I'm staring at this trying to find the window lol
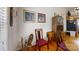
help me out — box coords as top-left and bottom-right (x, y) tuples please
(0, 7), (7, 51)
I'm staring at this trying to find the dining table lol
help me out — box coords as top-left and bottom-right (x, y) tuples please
(63, 35), (79, 51)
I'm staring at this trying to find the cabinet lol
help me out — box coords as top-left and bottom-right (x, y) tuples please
(66, 16), (76, 31)
(52, 16), (63, 32)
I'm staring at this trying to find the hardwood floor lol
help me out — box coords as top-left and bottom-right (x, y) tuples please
(20, 40), (59, 51)
(63, 36), (79, 51)
(20, 35), (79, 51)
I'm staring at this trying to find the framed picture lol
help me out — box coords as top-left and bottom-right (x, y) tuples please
(23, 10), (36, 23)
(38, 13), (46, 23)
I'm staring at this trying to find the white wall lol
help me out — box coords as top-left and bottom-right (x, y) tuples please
(7, 8), (21, 51)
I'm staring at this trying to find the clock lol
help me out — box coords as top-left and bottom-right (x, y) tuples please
(57, 16), (63, 25)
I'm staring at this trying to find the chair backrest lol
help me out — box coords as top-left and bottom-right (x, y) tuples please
(47, 31), (55, 41)
(55, 31), (63, 44)
(28, 34), (33, 45)
(35, 29), (43, 40)
(66, 32), (70, 36)
(21, 37), (23, 48)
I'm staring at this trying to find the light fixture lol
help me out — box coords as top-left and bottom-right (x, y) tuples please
(74, 7), (79, 15)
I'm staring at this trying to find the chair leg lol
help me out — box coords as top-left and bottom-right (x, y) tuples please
(56, 46), (58, 51)
(39, 46), (41, 51)
(36, 45), (41, 51)
(36, 45), (39, 51)
(56, 43), (59, 51)
(47, 43), (49, 50)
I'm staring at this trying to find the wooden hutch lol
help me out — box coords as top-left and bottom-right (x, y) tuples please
(52, 15), (63, 32)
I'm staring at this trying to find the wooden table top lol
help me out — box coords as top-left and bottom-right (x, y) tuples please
(63, 36), (79, 51)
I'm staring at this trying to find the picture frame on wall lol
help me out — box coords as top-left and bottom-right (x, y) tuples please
(38, 13), (46, 23)
(23, 10), (36, 23)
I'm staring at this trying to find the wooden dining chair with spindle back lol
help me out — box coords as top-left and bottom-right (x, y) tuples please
(55, 31), (69, 51)
(35, 29), (49, 51)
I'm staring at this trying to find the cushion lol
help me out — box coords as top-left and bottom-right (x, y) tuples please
(36, 39), (48, 46)
(58, 42), (69, 51)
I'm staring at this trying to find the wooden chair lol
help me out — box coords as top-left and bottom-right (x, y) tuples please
(47, 31), (55, 43)
(55, 32), (69, 51)
(76, 31), (79, 37)
(35, 29), (49, 51)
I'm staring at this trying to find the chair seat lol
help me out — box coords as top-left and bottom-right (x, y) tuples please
(58, 42), (69, 51)
(36, 39), (48, 46)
